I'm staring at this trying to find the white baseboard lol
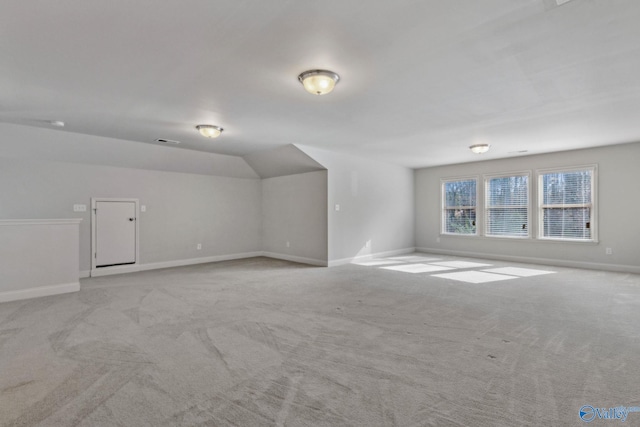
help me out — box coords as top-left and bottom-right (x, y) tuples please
(85, 248), (425, 278)
(74, 244), (640, 282)
(415, 247), (640, 274)
(262, 252), (327, 267)
(89, 251), (264, 277)
(0, 282), (80, 304)
(137, 252), (265, 272)
(328, 247), (416, 267)
(90, 263), (141, 277)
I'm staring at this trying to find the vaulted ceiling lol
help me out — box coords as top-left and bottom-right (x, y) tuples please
(2, 0), (639, 168)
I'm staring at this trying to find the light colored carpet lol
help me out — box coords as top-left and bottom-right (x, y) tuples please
(1, 255), (639, 426)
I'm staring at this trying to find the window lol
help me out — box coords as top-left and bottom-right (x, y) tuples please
(442, 178), (477, 235)
(538, 167), (596, 241)
(485, 174), (529, 237)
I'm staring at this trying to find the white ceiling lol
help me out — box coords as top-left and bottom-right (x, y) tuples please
(2, 0), (640, 169)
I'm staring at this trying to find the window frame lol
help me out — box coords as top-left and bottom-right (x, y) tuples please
(483, 171), (531, 239)
(440, 176), (479, 236)
(536, 165), (598, 243)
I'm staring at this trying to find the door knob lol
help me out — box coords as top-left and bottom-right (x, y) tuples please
(129, 218), (135, 221)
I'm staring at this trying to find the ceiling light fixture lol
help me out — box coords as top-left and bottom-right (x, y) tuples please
(298, 69), (340, 95)
(196, 125), (223, 138)
(469, 144), (490, 154)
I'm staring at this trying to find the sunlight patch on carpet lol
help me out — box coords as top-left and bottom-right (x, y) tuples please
(432, 271), (517, 284)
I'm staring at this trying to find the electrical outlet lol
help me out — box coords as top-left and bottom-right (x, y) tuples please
(335, 204), (340, 211)
(73, 204), (87, 212)
(605, 247), (612, 255)
(140, 205), (146, 212)
(286, 241), (290, 248)
(197, 243), (202, 250)
(365, 240), (371, 248)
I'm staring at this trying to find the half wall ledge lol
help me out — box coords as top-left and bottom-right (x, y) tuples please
(0, 219), (82, 303)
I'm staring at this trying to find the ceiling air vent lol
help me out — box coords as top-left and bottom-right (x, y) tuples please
(155, 138), (181, 144)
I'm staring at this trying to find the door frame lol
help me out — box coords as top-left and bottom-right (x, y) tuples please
(91, 198), (140, 277)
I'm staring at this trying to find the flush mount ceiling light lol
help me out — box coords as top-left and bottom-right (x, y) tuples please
(196, 125), (223, 138)
(298, 69), (340, 95)
(469, 144), (490, 154)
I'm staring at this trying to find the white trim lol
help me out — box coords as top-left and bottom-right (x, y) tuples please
(91, 198), (140, 276)
(0, 219), (82, 226)
(262, 252), (327, 267)
(84, 248), (430, 277)
(437, 232), (598, 245)
(0, 282), (80, 304)
(90, 264), (141, 277)
(79, 270), (91, 279)
(138, 252), (264, 271)
(328, 247), (416, 267)
(415, 247), (640, 274)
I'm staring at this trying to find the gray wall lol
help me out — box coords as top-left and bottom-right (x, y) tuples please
(415, 142), (640, 273)
(298, 146), (415, 264)
(0, 157), (262, 274)
(262, 171), (328, 265)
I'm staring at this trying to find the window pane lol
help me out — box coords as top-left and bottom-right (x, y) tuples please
(486, 175), (528, 237)
(542, 171), (591, 205)
(540, 168), (593, 241)
(487, 176), (528, 207)
(445, 208), (476, 234)
(444, 180), (476, 207)
(487, 208), (528, 236)
(443, 178), (477, 235)
(543, 207), (591, 239)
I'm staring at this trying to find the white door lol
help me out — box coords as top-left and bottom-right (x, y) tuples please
(95, 201), (137, 267)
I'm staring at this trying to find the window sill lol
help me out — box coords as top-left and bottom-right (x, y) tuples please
(536, 237), (599, 245)
(439, 233), (599, 245)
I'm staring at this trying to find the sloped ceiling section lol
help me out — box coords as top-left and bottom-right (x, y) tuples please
(242, 144), (326, 179)
(0, 123), (259, 179)
(3, 1), (640, 169)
